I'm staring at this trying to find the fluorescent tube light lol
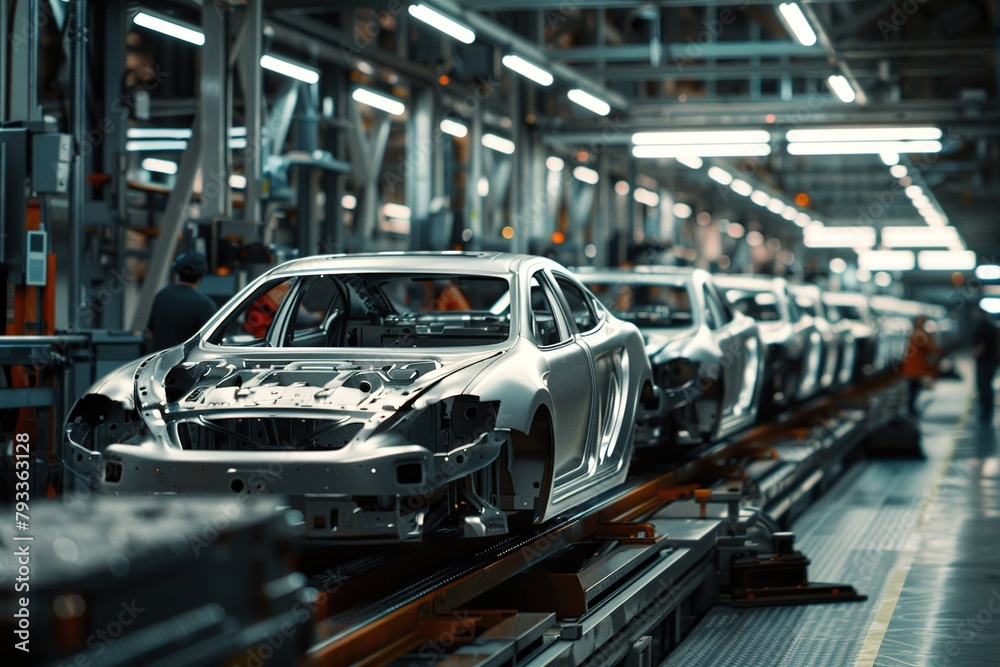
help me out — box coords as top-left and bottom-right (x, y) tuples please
(133, 12), (205, 46)
(546, 156), (565, 172)
(917, 250), (976, 271)
(787, 140), (942, 156)
(856, 249), (915, 271)
(730, 179), (753, 196)
(341, 194), (357, 210)
(794, 212), (811, 227)
(567, 89), (611, 116)
(904, 185), (924, 199)
(829, 258), (848, 274)
(881, 226), (959, 248)
(827, 75), (857, 103)
(127, 127), (193, 140)
(777, 3), (817, 46)
(750, 190), (771, 207)
(501, 54), (553, 86)
(228, 174), (247, 189)
(482, 133), (515, 154)
(352, 87), (405, 115)
(781, 205), (798, 221)
(632, 130), (770, 145)
(672, 202), (693, 218)
(981, 298), (1000, 314)
(407, 4), (475, 44)
(805, 226), (877, 249)
(125, 140), (187, 152)
(675, 156), (704, 169)
(261, 55), (320, 84)
(707, 167), (734, 185)
(786, 127), (943, 142)
(633, 144), (771, 159)
(890, 165), (908, 178)
(140, 158), (178, 175)
(976, 265), (1000, 281)
(633, 187), (660, 207)
(766, 198), (786, 214)
(382, 202), (412, 220)
(440, 119), (468, 138)
(880, 152), (899, 166)
(573, 165), (599, 185)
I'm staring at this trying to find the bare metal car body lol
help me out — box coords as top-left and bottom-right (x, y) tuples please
(579, 267), (764, 445)
(715, 275), (824, 410)
(63, 253), (655, 541)
(789, 284), (856, 389)
(821, 292), (880, 378)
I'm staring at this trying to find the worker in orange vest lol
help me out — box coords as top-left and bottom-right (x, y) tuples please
(900, 316), (940, 416)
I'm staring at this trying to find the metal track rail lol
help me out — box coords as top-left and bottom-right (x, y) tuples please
(305, 375), (908, 666)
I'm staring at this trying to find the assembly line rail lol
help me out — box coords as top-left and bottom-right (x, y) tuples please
(303, 374), (909, 666)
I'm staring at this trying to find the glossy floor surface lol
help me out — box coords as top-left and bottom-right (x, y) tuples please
(664, 360), (1000, 666)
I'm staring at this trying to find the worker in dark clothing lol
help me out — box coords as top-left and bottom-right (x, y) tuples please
(145, 252), (218, 353)
(972, 308), (1000, 423)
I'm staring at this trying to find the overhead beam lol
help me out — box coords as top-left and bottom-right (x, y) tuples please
(574, 63), (989, 82)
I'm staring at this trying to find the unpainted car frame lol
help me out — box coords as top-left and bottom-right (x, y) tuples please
(579, 267), (765, 445)
(63, 253), (657, 541)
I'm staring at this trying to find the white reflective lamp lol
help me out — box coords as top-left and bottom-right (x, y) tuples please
(794, 212), (811, 228)
(981, 297), (1000, 315)
(829, 257), (848, 274)
(750, 190), (771, 207)
(567, 89), (611, 116)
(352, 87), (405, 115)
(261, 55), (320, 84)
(228, 174), (247, 189)
(407, 4), (476, 44)
(501, 54), (553, 86)
(890, 164), (908, 178)
(672, 202), (693, 218)
(633, 187), (660, 207)
(141, 158), (178, 175)
(730, 179), (753, 196)
(827, 75), (857, 103)
(440, 119), (468, 138)
(856, 249), (916, 271)
(382, 202), (412, 220)
(546, 156), (565, 172)
(675, 156), (704, 169)
(781, 205), (798, 221)
(880, 152), (899, 166)
(482, 133), (515, 154)
(133, 12), (205, 45)
(777, 2), (817, 46)
(766, 198), (786, 214)
(707, 167), (734, 185)
(341, 194), (358, 210)
(572, 165), (599, 185)
(975, 265), (1000, 281)
(804, 226), (877, 249)
(788, 140), (942, 155)
(916, 250), (976, 271)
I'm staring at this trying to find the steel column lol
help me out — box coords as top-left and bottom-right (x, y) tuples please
(201, 4), (231, 220)
(67, 0), (87, 330)
(405, 87), (434, 251)
(236, 1), (263, 224)
(295, 85), (320, 256)
(130, 118), (204, 331)
(345, 100), (391, 247)
(465, 107), (484, 251)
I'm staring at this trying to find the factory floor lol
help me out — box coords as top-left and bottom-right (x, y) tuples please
(663, 360), (1000, 667)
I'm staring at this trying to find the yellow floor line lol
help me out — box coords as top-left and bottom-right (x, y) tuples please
(853, 400), (970, 667)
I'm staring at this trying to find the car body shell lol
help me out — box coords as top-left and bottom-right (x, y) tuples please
(62, 252), (654, 541)
(821, 292), (881, 378)
(577, 267), (764, 444)
(715, 275), (824, 409)
(789, 283), (856, 389)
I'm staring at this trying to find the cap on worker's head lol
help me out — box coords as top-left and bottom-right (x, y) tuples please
(173, 252), (208, 281)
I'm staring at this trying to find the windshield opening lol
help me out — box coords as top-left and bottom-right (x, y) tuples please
(209, 273), (512, 348)
(724, 289), (782, 322)
(585, 281), (693, 327)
